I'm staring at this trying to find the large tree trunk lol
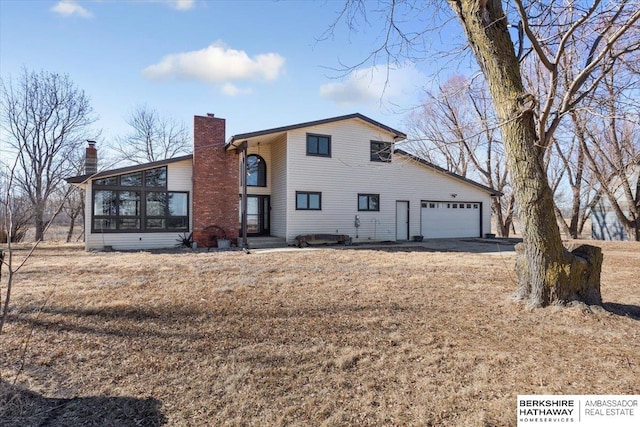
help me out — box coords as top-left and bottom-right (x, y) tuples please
(448, 0), (602, 307)
(493, 196), (513, 238)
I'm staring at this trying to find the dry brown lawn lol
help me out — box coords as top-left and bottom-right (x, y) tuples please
(1, 241), (639, 426)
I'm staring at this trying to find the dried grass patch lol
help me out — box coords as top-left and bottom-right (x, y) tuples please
(1, 241), (639, 426)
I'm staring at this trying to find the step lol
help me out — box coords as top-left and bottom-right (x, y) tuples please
(240, 237), (289, 249)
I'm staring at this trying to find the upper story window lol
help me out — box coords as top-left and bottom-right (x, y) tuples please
(120, 171), (143, 187)
(94, 166), (167, 189)
(307, 133), (331, 157)
(145, 167), (167, 187)
(370, 141), (392, 162)
(94, 176), (117, 186)
(246, 154), (266, 187)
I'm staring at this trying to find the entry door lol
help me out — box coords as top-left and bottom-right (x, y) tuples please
(396, 201), (409, 241)
(246, 195), (270, 236)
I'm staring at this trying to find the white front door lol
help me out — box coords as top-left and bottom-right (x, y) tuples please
(396, 201), (409, 241)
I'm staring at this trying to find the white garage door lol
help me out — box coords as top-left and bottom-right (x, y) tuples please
(421, 201), (481, 238)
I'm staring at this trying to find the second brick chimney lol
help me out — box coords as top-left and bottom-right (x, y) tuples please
(85, 140), (97, 175)
(192, 114), (239, 246)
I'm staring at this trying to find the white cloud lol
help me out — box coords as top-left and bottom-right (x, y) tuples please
(220, 83), (253, 96)
(146, 0), (195, 10)
(319, 64), (424, 108)
(142, 41), (286, 85)
(51, 0), (93, 18)
(171, 0), (195, 10)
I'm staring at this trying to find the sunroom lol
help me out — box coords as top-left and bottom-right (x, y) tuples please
(67, 155), (193, 250)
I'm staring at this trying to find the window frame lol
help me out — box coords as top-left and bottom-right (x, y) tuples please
(306, 133), (332, 157)
(370, 140), (393, 162)
(91, 166), (189, 233)
(358, 193), (380, 212)
(246, 154), (267, 187)
(295, 191), (322, 211)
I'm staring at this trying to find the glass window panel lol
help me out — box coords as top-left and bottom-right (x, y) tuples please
(309, 193), (320, 209)
(297, 193), (308, 209)
(118, 218), (140, 230)
(94, 190), (117, 216)
(146, 218), (166, 229)
(318, 137), (329, 155)
(93, 218), (116, 230)
(358, 194), (379, 211)
(246, 156), (258, 186)
(358, 195), (368, 210)
(167, 218), (188, 230)
(369, 196), (379, 211)
(307, 136), (317, 154)
(307, 135), (330, 156)
(168, 193), (187, 216)
(119, 191), (140, 216)
(371, 141), (392, 162)
(145, 167), (167, 187)
(94, 177), (117, 186)
(120, 172), (142, 187)
(246, 155), (266, 187)
(246, 196), (259, 216)
(146, 192), (166, 216)
(246, 214), (259, 233)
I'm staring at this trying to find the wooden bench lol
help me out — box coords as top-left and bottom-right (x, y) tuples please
(294, 234), (352, 248)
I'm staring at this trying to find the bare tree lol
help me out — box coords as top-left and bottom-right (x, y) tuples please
(549, 115), (604, 239)
(0, 167), (30, 243)
(0, 165), (70, 336)
(62, 188), (84, 243)
(406, 76), (516, 237)
(331, 0), (640, 307)
(114, 105), (190, 164)
(0, 69), (97, 241)
(582, 69), (640, 240)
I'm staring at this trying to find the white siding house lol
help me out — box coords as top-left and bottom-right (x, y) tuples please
(228, 114), (498, 245)
(68, 113), (499, 250)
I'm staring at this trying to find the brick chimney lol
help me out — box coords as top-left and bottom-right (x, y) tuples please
(85, 140), (97, 175)
(192, 114), (239, 247)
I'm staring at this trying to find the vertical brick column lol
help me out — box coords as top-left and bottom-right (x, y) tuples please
(192, 114), (239, 246)
(85, 141), (97, 174)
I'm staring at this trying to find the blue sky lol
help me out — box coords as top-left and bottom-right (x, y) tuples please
(0, 0), (471, 149)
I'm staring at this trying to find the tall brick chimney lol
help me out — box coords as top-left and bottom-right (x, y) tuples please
(192, 114), (239, 246)
(85, 140), (97, 175)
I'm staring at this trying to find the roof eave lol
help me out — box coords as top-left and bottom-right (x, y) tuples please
(227, 113), (406, 146)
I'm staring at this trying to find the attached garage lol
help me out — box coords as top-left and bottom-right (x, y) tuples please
(421, 201), (482, 238)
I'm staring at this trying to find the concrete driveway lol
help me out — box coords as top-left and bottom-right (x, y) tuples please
(348, 237), (520, 254)
(253, 237), (520, 254)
